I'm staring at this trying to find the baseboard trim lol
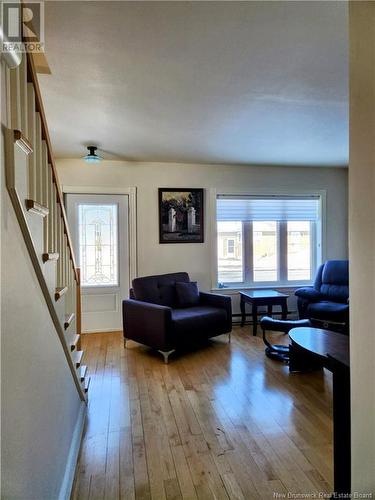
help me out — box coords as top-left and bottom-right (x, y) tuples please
(82, 328), (123, 334)
(58, 402), (86, 500)
(232, 312), (298, 325)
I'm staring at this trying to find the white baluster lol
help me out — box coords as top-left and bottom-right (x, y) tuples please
(56, 205), (63, 287)
(53, 186), (58, 253)
(62, 227), (66, 288)
(72, 269), (77, 322)
(35, 113), (42, 204)
(4, 67), (12, 127)
(19, 55), (28, 138)
(47, 168), (54, 253)
(65, 245), (70, 314)
(9, 66), (21, 130)
(42, 142), (49, 252)
(27, 83), (36, 200)
(65, 236), (69, 300)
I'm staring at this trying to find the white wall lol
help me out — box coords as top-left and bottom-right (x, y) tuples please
(1, 60), (84, 499)
(349, 2), (375, 493)
(57, 159), (348, 315)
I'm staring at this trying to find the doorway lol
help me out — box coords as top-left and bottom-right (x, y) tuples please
(66, 193), (129, 332)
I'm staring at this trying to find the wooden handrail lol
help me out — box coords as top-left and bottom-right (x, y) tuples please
(26, 53), (78, 282)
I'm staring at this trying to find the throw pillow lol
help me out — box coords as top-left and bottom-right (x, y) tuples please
(175, 281), (200, 308)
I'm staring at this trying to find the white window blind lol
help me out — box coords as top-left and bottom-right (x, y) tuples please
(217, 195), (320, 221)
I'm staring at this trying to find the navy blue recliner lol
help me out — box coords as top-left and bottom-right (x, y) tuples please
(295, 260), (349, 334)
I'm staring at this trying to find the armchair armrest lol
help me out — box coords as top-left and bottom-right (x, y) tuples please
(199, 292), (232, 328)
(122, 299), (172, 351)
(200, 291), (231, 308)
(295, 287), (323, 302)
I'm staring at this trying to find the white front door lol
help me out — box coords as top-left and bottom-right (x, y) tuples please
(66, 194), (129, 333)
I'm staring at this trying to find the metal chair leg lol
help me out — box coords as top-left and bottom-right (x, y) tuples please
(228, 331), (232, 343)
(158, 349), (176, 364)
(124, 338), (127, 349)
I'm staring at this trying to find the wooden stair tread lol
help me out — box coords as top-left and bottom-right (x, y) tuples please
(73, 350), (84, 368)
(25, 199), (49, 217)
(70, 334), (80, 351)
(64, 312), (75, 330)
(84, 377), (90, 393)
(80, 365), (87, 382)
(42, 252), (59, 263)
(55, 286), (68, 301)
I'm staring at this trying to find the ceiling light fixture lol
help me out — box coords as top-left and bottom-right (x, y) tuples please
(83, 146), (102, 164)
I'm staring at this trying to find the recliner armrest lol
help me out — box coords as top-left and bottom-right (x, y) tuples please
(122, 299), (172, 351)
(295, 287), (322, 302)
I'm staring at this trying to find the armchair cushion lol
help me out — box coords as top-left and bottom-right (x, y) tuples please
(171, 306), (227, 336)
(308, 301), (349, 323)
(176, 281), (200, 307)
(132, 272), (189, 306)
(322, 260), (348, 285)
(319, 284), (349, 304)
(158, 285), (178, 308)
(320, 260), (349, 303)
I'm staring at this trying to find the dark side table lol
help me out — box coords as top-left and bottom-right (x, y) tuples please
(240, 290), (289, 336)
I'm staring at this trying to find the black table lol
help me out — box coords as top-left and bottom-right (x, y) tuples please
(240, 290), (289, 336)
(289, 327), (350, 496)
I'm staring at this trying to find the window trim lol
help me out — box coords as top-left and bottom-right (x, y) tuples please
(210, 188), (326, 290)
(63, 185), (138, 287)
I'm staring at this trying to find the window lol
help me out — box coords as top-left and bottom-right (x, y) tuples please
(216, 195), (321, 287)
(78, 204), (118, 287)
(227, 239), (235, 255)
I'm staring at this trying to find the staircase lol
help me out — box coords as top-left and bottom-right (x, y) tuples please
(4, 53), (88, 402)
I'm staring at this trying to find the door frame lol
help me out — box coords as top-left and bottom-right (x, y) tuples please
(63, 185), (137, 286)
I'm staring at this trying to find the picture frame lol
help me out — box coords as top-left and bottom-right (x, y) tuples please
(158, 188), (204, 243)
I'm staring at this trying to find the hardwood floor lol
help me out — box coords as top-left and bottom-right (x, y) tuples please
(71, 327), (333, 499)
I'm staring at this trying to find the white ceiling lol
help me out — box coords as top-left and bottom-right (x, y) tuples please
(39, 1), (348, 166)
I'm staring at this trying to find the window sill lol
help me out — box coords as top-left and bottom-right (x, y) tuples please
(81, 284), (120, 290)
(211, 283), (312, 294)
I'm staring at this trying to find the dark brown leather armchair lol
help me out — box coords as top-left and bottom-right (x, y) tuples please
(122, 272), (232, 363)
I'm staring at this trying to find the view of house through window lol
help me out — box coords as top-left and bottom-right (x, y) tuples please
(217, 195), (320, 287)
(217, 221), (243, 283)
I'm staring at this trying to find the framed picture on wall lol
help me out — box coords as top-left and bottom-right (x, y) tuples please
(159, 188), (204, 243)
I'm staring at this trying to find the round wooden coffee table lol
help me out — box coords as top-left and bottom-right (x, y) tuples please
(289, 327), (349, 372)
